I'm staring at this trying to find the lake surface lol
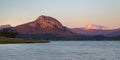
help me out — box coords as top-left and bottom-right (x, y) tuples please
(0, 41), (120, 60)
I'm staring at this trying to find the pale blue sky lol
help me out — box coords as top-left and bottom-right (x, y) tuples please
(0, 0), (120, 28)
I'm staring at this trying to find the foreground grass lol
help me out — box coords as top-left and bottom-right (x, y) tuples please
(0, 37), (49, 44)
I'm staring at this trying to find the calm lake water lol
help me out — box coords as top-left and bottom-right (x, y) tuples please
(0, 41), (120, 60)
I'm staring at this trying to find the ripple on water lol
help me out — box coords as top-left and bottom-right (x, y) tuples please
(0, 41), (120, 60)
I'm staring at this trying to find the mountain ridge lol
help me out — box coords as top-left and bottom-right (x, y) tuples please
(70, 27), (120, 37)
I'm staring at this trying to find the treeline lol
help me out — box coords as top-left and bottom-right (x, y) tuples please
(17, 34), (120, 40)
(1, 28), (119, 40)
(0, 28), (18, 38)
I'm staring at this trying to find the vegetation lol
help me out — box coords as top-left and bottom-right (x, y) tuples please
(0, 28), (49, 44)
(0, 28), (17, 38)
(0, 37), (49, 44)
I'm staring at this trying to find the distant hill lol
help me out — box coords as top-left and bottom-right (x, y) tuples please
(105, 28), (120, 37)
(70, 26), (120, 37)
(0, 24), (12, 30)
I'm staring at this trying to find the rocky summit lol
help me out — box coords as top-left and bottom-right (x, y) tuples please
(14, 15), (74, 36)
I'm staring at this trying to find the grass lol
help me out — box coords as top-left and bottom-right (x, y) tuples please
(0, 37), (49, 44)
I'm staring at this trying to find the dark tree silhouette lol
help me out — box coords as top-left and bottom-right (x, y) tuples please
(0, 28), (18, 38)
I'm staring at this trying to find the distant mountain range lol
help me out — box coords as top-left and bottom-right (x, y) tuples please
(0, 15), (120, 40)
(70, 26), (120, 37)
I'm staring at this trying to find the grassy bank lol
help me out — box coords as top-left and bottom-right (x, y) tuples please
(0, 37), (49, 44)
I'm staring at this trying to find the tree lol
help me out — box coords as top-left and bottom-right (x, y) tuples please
(0, 28), (18, 38)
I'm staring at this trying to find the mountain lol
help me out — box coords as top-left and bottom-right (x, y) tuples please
(0, 24), (12, 30)
(14, 15), (75, 39)
(70, 25), (120, 37)
(105, 28), (120, 37)
(84, 24), (108, 30)
(1, 16), (120, 40)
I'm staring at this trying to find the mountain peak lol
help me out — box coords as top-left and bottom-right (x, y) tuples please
(36, 15), (46, 21)
(34, 15), (63, 29)
(84, 24), (108, 30)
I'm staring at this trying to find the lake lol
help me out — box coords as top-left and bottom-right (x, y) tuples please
(0, 41), (120, 60)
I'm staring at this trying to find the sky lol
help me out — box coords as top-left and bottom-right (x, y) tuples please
(0, 0), (120, 29)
